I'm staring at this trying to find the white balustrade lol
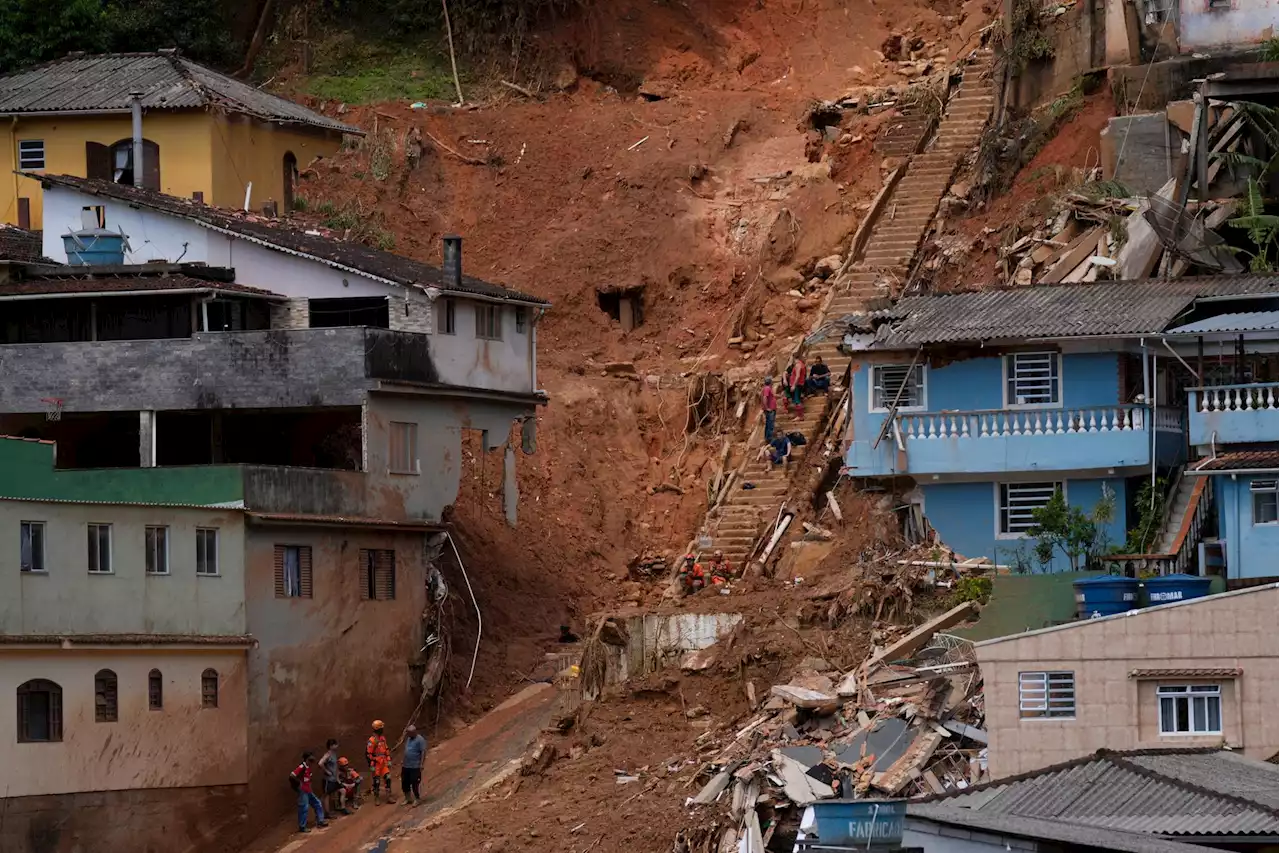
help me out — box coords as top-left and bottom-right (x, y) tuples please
(898, 405), (1151, 440)
(1196, 383), (1280, 413)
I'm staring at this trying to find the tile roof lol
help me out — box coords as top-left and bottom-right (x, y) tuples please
(36, 174), (550, 305)
(908, 805), (1225, 852)
(921, 748), (1279, 838)
(871, 276), (1279, 347)
(0, 225), (48, 262)
(0, 273), (280, 298)
(1129, 667), (1243, 680)
(0, 633), (255, 646)
(1166, 310), (1279, 335)
(0, 52), (360, 135)
(1193, 450), (1279, 472)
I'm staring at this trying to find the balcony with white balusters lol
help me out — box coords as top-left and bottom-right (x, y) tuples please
(1188, 383), (1280, 448)
(846, 403), (1186, 477)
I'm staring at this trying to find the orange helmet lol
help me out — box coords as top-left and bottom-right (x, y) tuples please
(338, 757), (349, 766)
(372, 719), (385, 730)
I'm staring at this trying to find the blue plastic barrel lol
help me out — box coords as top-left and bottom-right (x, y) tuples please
(1073, 575), (1140, 619)
(63, 229), (125, 265)
(1144, 574), (1213, 607)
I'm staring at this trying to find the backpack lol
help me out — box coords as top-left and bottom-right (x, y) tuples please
(787, 432), (807, 445)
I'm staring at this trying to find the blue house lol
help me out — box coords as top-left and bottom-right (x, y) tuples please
(841, 275), (1277, 580)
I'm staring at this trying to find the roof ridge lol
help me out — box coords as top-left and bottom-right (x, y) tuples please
(1110, 753), (1280, 816)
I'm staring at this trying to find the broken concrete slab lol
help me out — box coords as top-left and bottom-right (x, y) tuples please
(681, 646), (718, 672)
(834, 717), (913, 772)
(1101, 113), (1176, 195)
(835, 670), (861, 699)
(693, 767), (734, 804)
(771, 684), (838, 709)
(866, 601), (978, 669)
(942, 720), (989, 744)
(779, 746), (824, 768)
(771, 749), (835, 806)
(1116, 178), (1175, 280)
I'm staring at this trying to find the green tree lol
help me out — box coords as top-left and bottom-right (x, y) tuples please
(0, 0), (106, 73)
(1028, 487), (1115, 572)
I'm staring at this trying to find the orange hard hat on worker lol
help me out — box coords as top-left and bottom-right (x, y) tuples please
(338, 756), (349, 766)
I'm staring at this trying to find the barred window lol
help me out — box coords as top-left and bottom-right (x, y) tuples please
(1019, 671), (1075, 719)
(999, 482), (1062, 535)
(94, 669), (118, 722)
(1006, 352), (1061, 406)
(871, 364), (925, 410)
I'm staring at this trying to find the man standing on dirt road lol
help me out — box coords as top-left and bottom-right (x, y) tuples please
(401, 725), (428, 805)
(290, 751), (329, 833)
(367, 720), (397, 805)
(762, 377), (777, 442)
(321, 738), (347, 816)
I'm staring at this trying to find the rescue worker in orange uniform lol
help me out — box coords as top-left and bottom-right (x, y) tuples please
(338, 757), (362, 810)
(366, 720), (397, 804)
(707, 550), (733, 585)
(677, 554), (705, 596)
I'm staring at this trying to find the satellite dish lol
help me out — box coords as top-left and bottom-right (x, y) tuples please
(1143, 195), (1244, 273)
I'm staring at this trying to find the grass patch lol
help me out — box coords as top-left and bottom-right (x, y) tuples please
(304, 36), (461, 105)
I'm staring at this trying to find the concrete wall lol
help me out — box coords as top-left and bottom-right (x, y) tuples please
(39, 184), (537, 395)
(1215, 475), (1280, 581)
(920, 478), (1128, 571)
(977, 585), (1279, 777)
(1009, 0), (1105, 109)
(598, 612), (743, 687)
(1188, 385), (1280, 447)
(0, 648), (249, 796)
(0, 329), (373, 415)
(208, 113), (342, 214)
(0, 783), (249, 853)
(241, 524), (427, 830)
(0, 502), (245, 635)
(1179, 0), (1278, 52)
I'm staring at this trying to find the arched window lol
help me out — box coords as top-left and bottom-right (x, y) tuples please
(201, 669), (219, 709)
(17, 679), (63, 742)
(94, 669), (118, 722)
(85, 139), (161, 189)
(148, 669), (163, 710)
(283, 151), (298, 212)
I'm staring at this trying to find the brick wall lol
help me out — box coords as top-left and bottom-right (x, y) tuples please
(0, 329), (374, 414)
(1, 784), (249, 853)
(269, 297), (310, 330)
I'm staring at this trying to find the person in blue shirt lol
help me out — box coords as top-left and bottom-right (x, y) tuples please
(401, 725), (428, 805)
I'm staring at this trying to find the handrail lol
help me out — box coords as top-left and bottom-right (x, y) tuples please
(896, 403), (1149, 418)
(895, 404), (1167, 439)
(1111, 478), (1212, 576)
(1188, 381), (1280, 391)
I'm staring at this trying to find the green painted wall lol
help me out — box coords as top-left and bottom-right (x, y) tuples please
(0, 439), (244, 507)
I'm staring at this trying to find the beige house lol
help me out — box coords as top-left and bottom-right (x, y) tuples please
(976, 584), (1279, 778)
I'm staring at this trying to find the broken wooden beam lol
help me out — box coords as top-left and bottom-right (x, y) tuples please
(866, 601), (978, 669)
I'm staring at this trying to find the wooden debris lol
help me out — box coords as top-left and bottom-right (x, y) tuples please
(500, 79), (537, 98)
(770, 684), (838, 709)
(866, 601), (977, 669)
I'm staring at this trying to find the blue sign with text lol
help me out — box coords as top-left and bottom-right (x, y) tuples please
(803, 799), (907, 849)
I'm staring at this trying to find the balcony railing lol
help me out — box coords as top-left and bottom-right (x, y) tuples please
(1195, 382), (1279, 413)
(897, 405), (1162, 441)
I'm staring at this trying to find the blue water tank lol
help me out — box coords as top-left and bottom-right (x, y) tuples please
(1073, 575), (1141, 619)
(62, 229), (125, 265)
(1144, 574), (1213, 607)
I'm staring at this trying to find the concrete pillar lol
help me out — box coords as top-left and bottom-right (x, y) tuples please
(503, 444), (518, 527)
(1104, 0), (1139, 66)
(140, 411), (156, 467)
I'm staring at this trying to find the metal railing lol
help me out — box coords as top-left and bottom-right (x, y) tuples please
(1111, 477), (1213, 576)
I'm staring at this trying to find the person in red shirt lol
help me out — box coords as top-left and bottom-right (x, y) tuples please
(290, 751), (329, 833)
(786, 357), (807, 417)
(762, 377), (778, 442)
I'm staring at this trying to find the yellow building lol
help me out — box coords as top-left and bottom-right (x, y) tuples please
(0, 50), (360, 230)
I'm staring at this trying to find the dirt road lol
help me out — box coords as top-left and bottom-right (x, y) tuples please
(241, 684), (570, 853)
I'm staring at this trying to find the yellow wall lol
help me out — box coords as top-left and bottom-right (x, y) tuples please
(3, 110), (344, 230)
(3, 112), (213, 230)
(209, 113), (343, 214)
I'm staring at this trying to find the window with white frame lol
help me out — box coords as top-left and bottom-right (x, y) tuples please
(18, 140), (45, 170)
(1158, 684), (1222, 735)
(999, 482), (1062, 535)
(1252, 480), (1278, 525)
(87, 524), (112, 573)
(1019, 671), (1075, 718)
(1006, 351), (1061, 406)
(20, 521), (45, 572)
(144, 526), (169, 575)
(870, 363), (925, 410)
(196, 528), (219, 575)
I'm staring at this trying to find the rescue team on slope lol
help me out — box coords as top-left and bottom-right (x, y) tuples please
(289, 720), (430, 833)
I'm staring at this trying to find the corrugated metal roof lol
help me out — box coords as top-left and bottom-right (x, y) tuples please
(0, 633), (254, 646)
(908, 805), (1226, 852)
(872, 277), (1278, 347)
(37, 174), (550, 305)
(1124, 752), (1279, 811)
(923, 749), (1278, 838)
(0, 273), (280, 298)
(1194, 450), (1279, 472)
(1166, 310), (1279, 335)
(0, 52), (360, 134)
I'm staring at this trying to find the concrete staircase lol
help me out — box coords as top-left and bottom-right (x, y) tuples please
(694, 53), (998, 572)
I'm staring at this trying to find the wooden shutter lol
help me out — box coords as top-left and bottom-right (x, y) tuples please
(298, 546), (313, 598)
(86, 142), (111, 180)
(376, 550), (396, 600)
(16, 198), (30, 230)
(359, 549), (374, 600)
(142, 140), (161, 190)
(274, 546), (286, 597)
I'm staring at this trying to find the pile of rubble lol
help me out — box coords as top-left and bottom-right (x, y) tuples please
(678, 601), (988, 850)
